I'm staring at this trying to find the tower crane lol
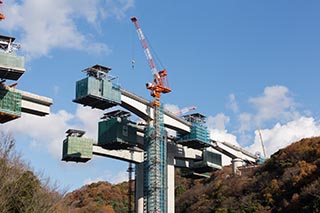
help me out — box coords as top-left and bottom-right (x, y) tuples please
(131, 16), (171, 212)
(0, 0), (5, 20)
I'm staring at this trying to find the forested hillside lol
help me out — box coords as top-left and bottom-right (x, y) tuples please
(175, 137), (320, 212)
(57, 181), (130, 213)
(2, 131), (320, 212)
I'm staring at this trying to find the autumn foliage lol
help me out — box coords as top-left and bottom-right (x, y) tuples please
(58, 181), (130, 213)
(0, 132), (62, 212)
(175, 137), (320, 212)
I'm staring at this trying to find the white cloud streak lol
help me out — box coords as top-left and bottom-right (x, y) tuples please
(1, 0), (134, 59)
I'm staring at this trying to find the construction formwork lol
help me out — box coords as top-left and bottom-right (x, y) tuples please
(73, 76), (121, 110)
(62, 131), (93, 163)
(0, 52), (25, 80)
(177, 123), (211, 149)
(143, 106), (167, 213)
(192, 149), (222, 173)
(98, 117), (138, 149)
(0, 87), (22, 123)
(0, 35), (25, 81)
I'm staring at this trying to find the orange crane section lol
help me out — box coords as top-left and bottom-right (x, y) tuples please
(130, 16), (171, 107)
(0, 0), (5, 20)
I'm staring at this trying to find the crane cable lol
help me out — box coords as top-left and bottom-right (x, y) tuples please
(131, 26), (136, 70)
(130, 20), (166, 72)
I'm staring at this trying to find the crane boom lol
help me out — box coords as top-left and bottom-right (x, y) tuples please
(131, 16), (171, 107)
(131, 16), (159, 81)
(258, 128), (267, 158)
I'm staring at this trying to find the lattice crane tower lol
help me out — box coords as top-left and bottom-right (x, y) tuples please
(131, 16), (171, 213)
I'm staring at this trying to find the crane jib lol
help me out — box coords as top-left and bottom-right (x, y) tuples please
(131, 16), (171, 95)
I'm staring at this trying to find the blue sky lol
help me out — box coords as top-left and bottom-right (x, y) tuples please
(1, 0), (320, 192)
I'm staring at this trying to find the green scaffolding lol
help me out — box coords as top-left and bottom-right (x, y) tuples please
(0, 52), (25, 70)
(74, 77), (121, 110)
(98, 117), (138, 149)
(0, 88), (22, 123)
(143, 105), (167, 212)
(62, 136), (93, 163)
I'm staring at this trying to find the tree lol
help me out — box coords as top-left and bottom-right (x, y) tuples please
(0, 131), (63, 212)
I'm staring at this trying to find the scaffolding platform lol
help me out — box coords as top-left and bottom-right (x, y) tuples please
(178, 139), (211, 149)
(98, 110), (139, 150)
(73, 94), (119, 110)
(177, 113), (211, 149)
(0, 35), (25, 81)
(73, 73), (121, 110)
(191, 150), (222, 173)
(62, 129), (93, 163)
(181, 170), (211, 179)
(0, 65), (25, 81)
(0, 112), (20, 123)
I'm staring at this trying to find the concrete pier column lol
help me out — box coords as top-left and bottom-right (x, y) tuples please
(135, 163), (144, 213)
(231, 158), (243, 176)
(167, 153), (175, 213)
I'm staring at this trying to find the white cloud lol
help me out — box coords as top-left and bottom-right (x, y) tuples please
(164, 103), (180, 115)
(164, 104), (198, 137)
(83, 177), (104, 186)
(53, 85), (60, 96)
(220, 86), (320, 163)
(74, 106), (103, 139)
(207, 113), (230, 130)
(206, 113), (242, 165)
(4, 105), (103, 159)
(246, 116), (320, 157)
(103, 0), (135, 20)
(227, 93), (239, 113)
(110, 170), (128, 184)
(83, 169), (128, 185)
(1, 0), (134, 58)
(207, 113), (240, 147)
(236, 85), (302, 146)
(238, 112), (253, 133)
(5, 109), (74, 158)
(209, 129), (238, 145)
(249, 85), (298, 125)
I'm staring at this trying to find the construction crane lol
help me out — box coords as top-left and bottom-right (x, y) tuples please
(131, 16), (171, 213)
(175, 106), (196, 116)
(0, 0), (5, 20)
